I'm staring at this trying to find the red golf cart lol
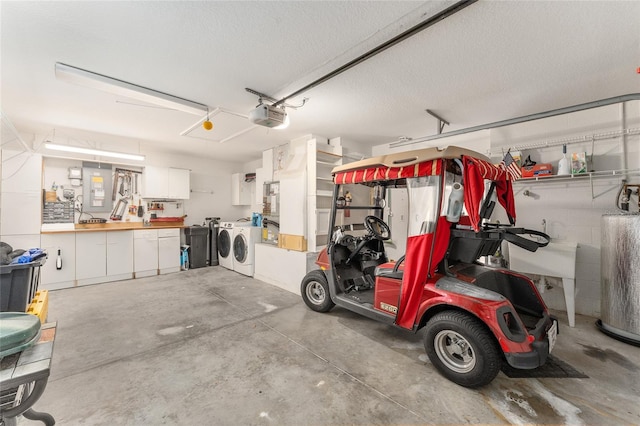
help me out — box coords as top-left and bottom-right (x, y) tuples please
(300, 146), (555, 388)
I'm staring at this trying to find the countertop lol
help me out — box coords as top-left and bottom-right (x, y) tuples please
(41, 222), (188, 234)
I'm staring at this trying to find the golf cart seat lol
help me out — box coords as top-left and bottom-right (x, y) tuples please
(374, 255), (405, 280)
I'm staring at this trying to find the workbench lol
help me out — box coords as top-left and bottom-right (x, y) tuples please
(0, 322), (56, 426)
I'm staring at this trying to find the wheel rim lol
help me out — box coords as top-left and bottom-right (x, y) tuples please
(306, 281), (326, 305)
(433, 330), (476, 373)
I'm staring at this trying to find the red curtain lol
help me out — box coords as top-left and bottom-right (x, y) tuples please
(395, 216), (450, 329)
(462, 156), (515, 231)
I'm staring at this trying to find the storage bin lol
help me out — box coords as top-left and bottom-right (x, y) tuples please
(0, 261), (43, 313)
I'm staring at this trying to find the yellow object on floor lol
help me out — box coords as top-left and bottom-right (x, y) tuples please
(27, 290), (49, 324)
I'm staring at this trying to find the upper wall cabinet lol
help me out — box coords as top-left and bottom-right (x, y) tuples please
(142, 166), (190, 199)
(231, 172), (252, 206)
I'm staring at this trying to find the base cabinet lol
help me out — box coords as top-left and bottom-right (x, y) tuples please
(40, 233), (76, 290)
(106, 231), (134, 279)
(76, 232), (107, 286)
(76, 230), (134, 286)
(39, 228), (181, 289)
(158, 228), (180, 274)
(134, 229), (158, 278)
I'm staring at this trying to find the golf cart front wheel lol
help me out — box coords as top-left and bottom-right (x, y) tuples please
(424, 311), (501, 388)
(300, 270), (335, 313)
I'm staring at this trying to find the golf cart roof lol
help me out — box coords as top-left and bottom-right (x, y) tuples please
(332, 146), (491, 176)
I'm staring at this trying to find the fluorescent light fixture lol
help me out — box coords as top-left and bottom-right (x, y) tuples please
(45, 143), (145, 161)
(55, 62), (208, 116)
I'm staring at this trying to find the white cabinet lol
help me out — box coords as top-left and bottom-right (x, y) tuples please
(255, 167), (265, 205)
(142, 166), (190, 199)
(1, 151), (42, 241)
(134, 229), (158, 278)
(76, 232), (107, 285)
(231, 173), (251, 205)
(76, 230), (133, 285)
(158, 228), (180, 274)
(1, 150), (42, 191)
(40, 233), (76, 290)
(1, 192), (42, 236)
(142, 166), (168, 199)
(106, 230), (133, 279)
(168, 168), (190, 199)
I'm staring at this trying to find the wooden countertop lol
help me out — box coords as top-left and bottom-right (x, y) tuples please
(41, 222), (187, 234)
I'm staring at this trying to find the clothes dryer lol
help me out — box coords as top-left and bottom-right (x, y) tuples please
(233, 226), (261, 276)
(218, 221), (252, 271)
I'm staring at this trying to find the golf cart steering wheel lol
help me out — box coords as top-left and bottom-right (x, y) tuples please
(364, 215), (391, 241)
(344, 216), (391, 265)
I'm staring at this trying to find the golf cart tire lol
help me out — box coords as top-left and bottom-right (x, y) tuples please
(300, 270), (335, 313)
(424, 310), (501, 388)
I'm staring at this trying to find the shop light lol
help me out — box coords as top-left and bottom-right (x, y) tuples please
(54, 62), (208, 116)
(45, 143), (145, 161)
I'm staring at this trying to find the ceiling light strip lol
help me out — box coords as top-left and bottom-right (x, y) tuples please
(45, 142), (145, 161)
(55, 63), (208, 116)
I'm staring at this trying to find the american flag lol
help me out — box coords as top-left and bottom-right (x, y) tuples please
(500, 151), (521, 181)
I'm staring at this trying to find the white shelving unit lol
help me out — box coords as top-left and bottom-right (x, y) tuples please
(307, 140), (342, 252)
(514, 169), (640, 199)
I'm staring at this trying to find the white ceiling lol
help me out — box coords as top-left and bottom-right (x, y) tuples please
(2, 1), (639, 163)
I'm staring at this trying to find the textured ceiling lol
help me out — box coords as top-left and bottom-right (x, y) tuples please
(1, 1), (639, 163)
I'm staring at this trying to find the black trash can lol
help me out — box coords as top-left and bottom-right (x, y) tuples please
(184, 226), (208, 269)
(207, 217), (220, 266)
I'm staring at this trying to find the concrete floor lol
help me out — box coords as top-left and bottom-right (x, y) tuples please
(28, 267), (640, 425)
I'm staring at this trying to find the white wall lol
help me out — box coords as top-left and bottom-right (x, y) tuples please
(39, 152), (251, 226)
(141, 150), (252, 225)
(492, 102), (640, 317)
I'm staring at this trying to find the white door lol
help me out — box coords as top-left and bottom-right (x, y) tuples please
(134, 230), (158, 273)
(40, 232), (76, 289)
(168, 168), (190, 199)
(158, 237), (180, 272)
(76, 232), (107, 280)
(107, 231), (133, 276)
(158, 228), (180, 272)
(143, 166), (168, 199)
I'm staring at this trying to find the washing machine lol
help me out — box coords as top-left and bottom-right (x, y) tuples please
(233, 226), (261, 276)
(217, 221), (251, 270)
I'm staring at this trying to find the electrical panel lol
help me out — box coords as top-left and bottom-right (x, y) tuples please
(82, 162), (113, 212)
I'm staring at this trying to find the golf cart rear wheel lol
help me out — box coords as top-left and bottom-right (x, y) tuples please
(300, 270), (335, 313)
(424, 311), (501, 388)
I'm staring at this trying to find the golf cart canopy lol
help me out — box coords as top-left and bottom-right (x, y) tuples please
(332, 146), (516, 231)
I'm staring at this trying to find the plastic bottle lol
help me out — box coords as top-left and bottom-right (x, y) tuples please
(56, 249), (62, 270)
(446, 182), (464, 223)
(557, 144), (570, 176)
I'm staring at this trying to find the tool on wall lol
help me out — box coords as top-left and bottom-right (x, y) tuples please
(110, 197), (129, 221)
(110, 168), (142, 220)
(616, 181), (640, 212)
